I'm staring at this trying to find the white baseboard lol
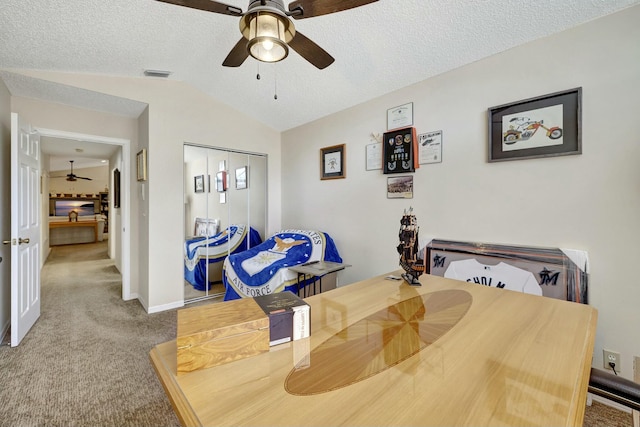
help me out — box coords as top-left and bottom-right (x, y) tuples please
(147, 300), (184, 314)
(124, 292), (139, 301)
(589, 392), (633, 414)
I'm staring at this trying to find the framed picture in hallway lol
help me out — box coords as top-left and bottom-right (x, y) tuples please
(488, 87), (582, 162)
(136, 149), (147, 181)
(113, 169), (121, 208)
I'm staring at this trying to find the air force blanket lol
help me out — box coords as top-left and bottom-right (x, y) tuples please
(223, 229), (342, 300)
(184, 225), (262, 291)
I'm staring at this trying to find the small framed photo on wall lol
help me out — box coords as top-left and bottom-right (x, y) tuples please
(320, 144), (346, 180)
(387, 175), (413, 199)
(194, 175), (205, 193)
(215, 171), (228, 192)
(136, 149), (147, 181)
(235, 166), (248, 189)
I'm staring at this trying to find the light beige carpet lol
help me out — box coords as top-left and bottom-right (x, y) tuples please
(0, 241), (632, 426)
(0, 241), (180, 427)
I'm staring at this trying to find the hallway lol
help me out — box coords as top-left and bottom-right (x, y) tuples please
(0, 241), (180, 426)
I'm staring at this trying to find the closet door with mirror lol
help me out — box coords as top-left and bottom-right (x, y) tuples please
(183, 144), (267, 303)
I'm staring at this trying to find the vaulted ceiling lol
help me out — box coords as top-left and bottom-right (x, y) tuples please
(1, 0), (638, 135)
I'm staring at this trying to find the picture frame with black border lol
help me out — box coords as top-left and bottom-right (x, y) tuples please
(488, 87), (582, 162)
(194, 175), (205, 193)
(321, 144), (346, 180)
(383, 127), (416, 174)
(113, 168), (121, 208)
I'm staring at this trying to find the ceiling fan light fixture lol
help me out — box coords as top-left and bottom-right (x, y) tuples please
(241, 11), (294, 63)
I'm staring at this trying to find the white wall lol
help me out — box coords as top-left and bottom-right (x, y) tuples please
(0, 78), (11, 339)
(282, 6), (640, 380)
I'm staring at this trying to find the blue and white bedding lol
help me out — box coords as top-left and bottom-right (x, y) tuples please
(184, 224), (262, 291)
(222, 229), (342, 300)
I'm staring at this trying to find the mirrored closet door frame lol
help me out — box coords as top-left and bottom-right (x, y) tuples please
(183, 143), (268, 304)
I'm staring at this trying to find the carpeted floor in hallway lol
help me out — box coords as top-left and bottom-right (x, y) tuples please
(0, 241), (180, 426)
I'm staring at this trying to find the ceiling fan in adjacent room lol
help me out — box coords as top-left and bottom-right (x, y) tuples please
(156, 0), (379, 69)
(54, 160), (93, 182)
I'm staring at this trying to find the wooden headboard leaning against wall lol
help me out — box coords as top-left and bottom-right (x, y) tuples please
(425, 239), (588, 303)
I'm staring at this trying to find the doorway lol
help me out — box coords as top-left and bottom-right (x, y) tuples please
(38, 128), (132, 300)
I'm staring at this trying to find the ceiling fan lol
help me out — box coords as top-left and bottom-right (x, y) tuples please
(55, 160), (93, 182)
(156, 0), (379, 69)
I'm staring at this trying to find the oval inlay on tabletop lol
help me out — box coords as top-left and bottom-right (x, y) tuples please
(285, 289), (472, 395)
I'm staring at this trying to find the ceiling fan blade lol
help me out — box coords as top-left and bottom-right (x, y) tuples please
(288, 31), (335, 69)
(288, 0), (378, 19)
(77, 177), (93, 181)
(155, 0), (242, 16)
(222, 38), (250, 67)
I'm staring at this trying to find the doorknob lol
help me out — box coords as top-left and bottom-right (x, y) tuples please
(2, 239), (12, 245)
(18, 238), (30, 244)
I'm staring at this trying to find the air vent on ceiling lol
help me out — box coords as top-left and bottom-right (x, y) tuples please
(143, 69), (172, 78)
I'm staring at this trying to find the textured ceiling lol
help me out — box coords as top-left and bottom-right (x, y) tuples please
(1, 0), (639, 134)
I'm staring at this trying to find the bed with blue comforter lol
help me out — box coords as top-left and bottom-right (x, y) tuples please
(222, 229), (342, 300)
(184, 224), (262, 291)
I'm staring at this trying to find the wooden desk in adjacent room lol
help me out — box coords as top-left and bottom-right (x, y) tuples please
(49, 221), (99, 245)
(150, 272), (597, 427)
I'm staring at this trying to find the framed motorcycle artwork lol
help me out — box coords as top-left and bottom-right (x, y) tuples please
(488, 87), (582, 162)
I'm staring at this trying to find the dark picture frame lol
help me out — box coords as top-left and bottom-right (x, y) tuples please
(113, 168), (121, 208)
(383, 127), (417, 174)
(194, 175), (205, 193)
(488, 87), (582, 162)
(320, 144), (346, 180)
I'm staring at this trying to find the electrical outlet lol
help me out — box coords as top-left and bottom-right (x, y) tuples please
(603, 349), (621, 372)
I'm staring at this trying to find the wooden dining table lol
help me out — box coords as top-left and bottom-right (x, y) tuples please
(150, 271), (597, 426)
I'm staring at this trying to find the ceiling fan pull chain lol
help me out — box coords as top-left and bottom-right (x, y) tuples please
(274, 65), (278, 100)
(256, 62), (261, 80)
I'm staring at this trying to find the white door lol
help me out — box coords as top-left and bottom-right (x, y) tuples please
(10, 112), (41, 347)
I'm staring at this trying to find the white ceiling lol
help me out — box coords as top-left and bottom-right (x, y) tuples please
(42, 136), (114, 172)
(1, 0), (639, 137)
